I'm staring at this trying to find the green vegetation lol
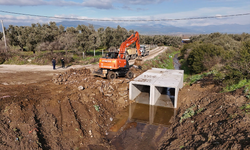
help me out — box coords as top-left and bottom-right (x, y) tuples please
(142, 47), (180, 70)
(240, 103), (250, 113)
(179, 146), (185, 149)
(180, 105), (204, 123)
(228, 113), (238, 119)
(0, 22), (182, 65)
(180, 105), (196, 123)
(179, 32), (250, 96)
(196, 108), (204, 114)
(223, 79), (250, 92)
(93, 105), (100, 112)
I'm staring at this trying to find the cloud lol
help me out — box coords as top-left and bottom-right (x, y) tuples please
(122, 5), (132, 10)
(0, 0), (167, 9)
(1, 4), (250, 27)
(116, 0), (166, 5)
(0, 0), (114, 9)
(82, 0), (114, 9)
(0, 0), (48, 6)
(136, 7), (148, 11)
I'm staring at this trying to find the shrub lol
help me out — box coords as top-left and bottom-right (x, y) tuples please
(223, 40), (250, 85)
(187, 43), (224, 74)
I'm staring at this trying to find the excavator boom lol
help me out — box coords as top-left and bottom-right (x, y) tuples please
(119, 31), (141, 59)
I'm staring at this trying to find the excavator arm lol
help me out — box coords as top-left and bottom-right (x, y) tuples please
(119, 31), (141, 59)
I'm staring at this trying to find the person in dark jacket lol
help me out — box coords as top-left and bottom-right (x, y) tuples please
(52, 58), (56, 70)
(61, 58), (65, 68)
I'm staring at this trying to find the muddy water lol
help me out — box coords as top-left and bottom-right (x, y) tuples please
(174, 53), (181, 70)
(107, 54), (180, 149)
(107, 103), (175, 150)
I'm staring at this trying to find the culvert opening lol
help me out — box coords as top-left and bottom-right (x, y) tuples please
(130, 84), (150, 105)
(154, 87), (175, 108)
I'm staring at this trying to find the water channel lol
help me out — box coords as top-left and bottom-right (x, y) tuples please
(107, 53), (181, 150)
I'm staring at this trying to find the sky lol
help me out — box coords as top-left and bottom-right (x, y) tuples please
(0, 0), (249, 27)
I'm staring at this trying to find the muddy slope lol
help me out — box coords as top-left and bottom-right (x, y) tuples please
(0, 67), (143, 149)
(159, 82), (250, 150)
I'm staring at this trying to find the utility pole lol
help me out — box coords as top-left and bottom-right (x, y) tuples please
(1, 20), (7, 52)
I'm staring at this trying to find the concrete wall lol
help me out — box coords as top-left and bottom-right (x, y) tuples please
(129, 68), (184, 108)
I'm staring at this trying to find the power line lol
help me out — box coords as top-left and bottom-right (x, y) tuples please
(0, 10), (250, 22)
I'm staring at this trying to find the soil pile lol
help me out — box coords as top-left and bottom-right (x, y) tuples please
(0, 67), (143, 149)
(159, 81), (250, 150)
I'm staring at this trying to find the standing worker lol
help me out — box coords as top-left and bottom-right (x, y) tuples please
(52, 58), (56, 70)
(61, 58), (65, 68)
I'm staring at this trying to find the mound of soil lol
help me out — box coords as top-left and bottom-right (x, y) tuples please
(0, 67), (143, 149)
(159, 82), (250, 150)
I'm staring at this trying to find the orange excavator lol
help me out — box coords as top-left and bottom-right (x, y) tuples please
(93, 31), (142, 79)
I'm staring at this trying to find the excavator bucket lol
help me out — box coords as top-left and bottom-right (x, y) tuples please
(92, 69), (105, 78)
(134, 58), (143, 66)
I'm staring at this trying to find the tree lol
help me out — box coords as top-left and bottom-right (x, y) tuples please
(98, 27), (105, 47)
(89, 32), (101, 56)
(113, 25), (128, 47)
(58, 33), (77, 61)
(104, 27), (114, 49)
(76, 24), (92, 52)
(6, 25), (27, 51)
(153, 35), (164, 46)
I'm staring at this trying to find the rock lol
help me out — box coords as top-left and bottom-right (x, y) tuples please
(110, 117), (113, 121)
(104, 93), (112, 97)
(78, 86), (85, 90)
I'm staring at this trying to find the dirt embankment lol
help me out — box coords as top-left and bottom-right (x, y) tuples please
(0, 67), (143, 149)
(1, 64), (249, 150)
(159, 79), (250, 150)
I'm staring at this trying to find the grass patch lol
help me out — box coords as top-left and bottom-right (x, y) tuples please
(180, 105), (204, 123)
(222, 79), (250, 93)
(187, 70), (216, 85)
(142, 47), (180, 70)
(240, 103), (250, 113)
(179, 60), (191, 81)
(180, 105), (196, 123)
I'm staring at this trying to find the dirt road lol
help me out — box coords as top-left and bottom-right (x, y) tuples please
(0, 46), (166, 85)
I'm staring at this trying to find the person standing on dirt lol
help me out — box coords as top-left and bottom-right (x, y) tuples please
(61, 58), (65, 68)
(52, 58), (56, 70)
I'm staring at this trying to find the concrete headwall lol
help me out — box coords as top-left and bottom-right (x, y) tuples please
(129, 68), (184, 108)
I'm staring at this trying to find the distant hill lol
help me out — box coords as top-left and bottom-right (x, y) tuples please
(57, 21), (105, 30)
(1, 20), (249, 35)
(57, 21), (250, 34)
(186, 24), (250, 34)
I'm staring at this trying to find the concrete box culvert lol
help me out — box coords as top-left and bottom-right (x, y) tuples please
(129, 68), (184, 108)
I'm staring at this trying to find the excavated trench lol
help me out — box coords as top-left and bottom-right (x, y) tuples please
(0, 52), (186, 149)
(106, 55), (181, 149)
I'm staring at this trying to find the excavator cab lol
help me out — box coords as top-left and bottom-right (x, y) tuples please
(104, 52), (119, 59)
